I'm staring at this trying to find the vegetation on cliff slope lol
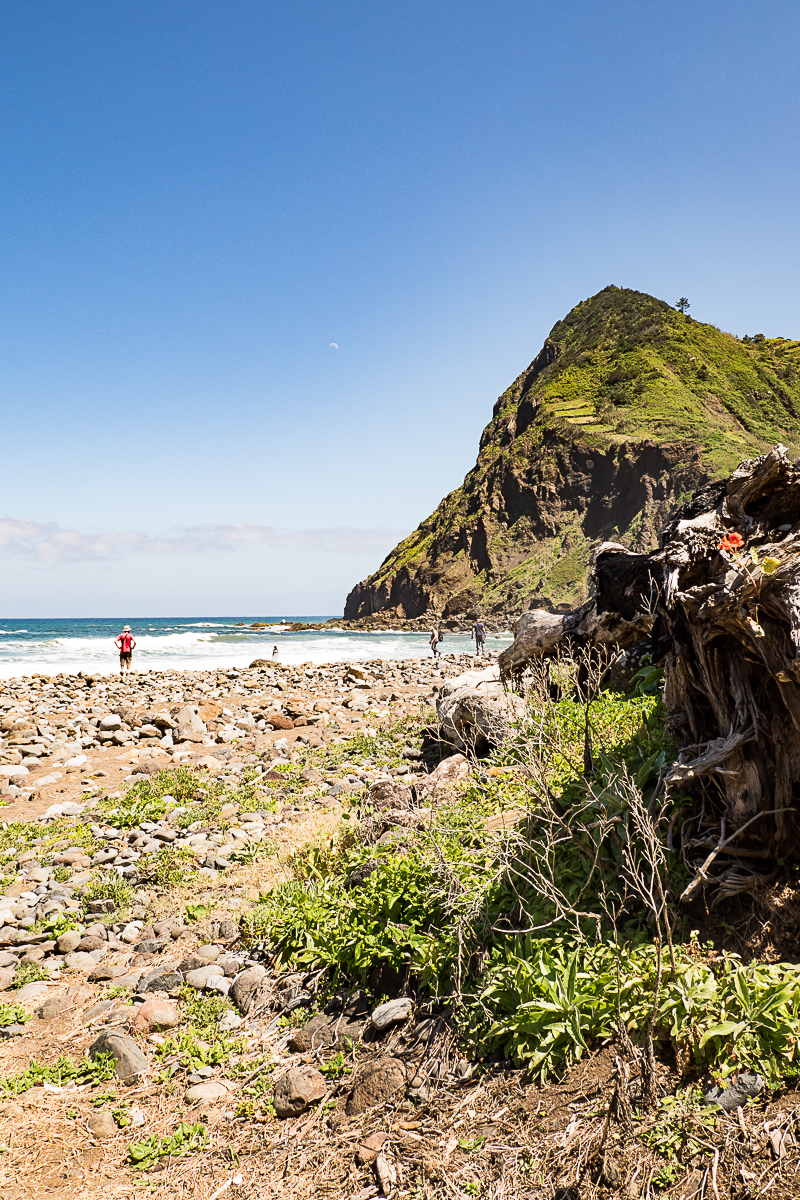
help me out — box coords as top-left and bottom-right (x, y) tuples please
(345, 286), (800, 619)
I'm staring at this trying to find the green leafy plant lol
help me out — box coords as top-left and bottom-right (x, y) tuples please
(128, 1122), (208, 1171)
(1, 1052), (116, 1095)
(32, 910), (79, 937)
(155, 1029), (244, 1077)
(652, 1164), (680, 1189)
(11, 962), (49, 989)
(113, 1102), (132, 1128)
(458, 1136), (486, 1152)
(0, 1003), (28, 1027)
(318, 1052), (347, 1080)
(103, 984), (132, 1001)
(642, 1089), (717, 1160)
(142, 845), (197, 888)
(83, 872), (134, 911)
(184, 902), (210, 924)
(229, 840), (275, 865)
(103, 794), (171, 828)
(180, 991), (232, 1031)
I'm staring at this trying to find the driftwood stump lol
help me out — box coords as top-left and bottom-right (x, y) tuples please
(500, 445), (800, 889)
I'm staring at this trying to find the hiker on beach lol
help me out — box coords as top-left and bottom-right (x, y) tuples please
(472, 618), (486, 656)
(429, 627), (441, 657)
(115, 625), (136, 674)
(272, 645), (279, 658)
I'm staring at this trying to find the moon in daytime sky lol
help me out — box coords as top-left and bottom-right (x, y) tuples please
(329, 342), (339, 349)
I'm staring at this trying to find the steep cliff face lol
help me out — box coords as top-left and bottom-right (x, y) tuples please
(345, 286), (800, 620)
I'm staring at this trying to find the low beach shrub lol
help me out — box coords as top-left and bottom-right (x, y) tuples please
(460, 937), (800, 1085)
(83, 872), (134, 911)
(240, 666), (800, 1088)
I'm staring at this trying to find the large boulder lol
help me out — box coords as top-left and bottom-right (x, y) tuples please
(436, 665), (523, 754)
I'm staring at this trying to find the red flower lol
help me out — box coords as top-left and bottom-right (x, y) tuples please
(720, 532), (744, 552)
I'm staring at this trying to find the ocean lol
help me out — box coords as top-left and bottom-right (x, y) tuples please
(0, 617), (513, 679)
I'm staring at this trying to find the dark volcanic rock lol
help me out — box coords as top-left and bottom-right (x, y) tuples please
(345, 1057), (406, 1116)
(288, 1012), (364, 1053)
(89, 1031), (149, 1083)
(273, 1066), (327, 1118)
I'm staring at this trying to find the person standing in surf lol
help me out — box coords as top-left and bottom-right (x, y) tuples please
(429, 627), (441, 657)
(472, 618), (486, 656)
(115, 625), (136, 675)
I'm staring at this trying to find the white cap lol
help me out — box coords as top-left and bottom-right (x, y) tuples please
(123, 625), (131, 631)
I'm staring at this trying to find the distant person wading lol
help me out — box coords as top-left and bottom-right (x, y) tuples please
(472, 618), (486, 656)
(429, 627), (442, 657)
(115, 625), (136, 675)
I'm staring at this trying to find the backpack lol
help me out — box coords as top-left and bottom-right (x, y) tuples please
(437, 631), (444, 643)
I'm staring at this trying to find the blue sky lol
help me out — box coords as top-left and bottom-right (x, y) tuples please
(1, 0), (799, 616)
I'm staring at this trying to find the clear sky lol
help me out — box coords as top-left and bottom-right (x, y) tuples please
(1, 0), (799, 617)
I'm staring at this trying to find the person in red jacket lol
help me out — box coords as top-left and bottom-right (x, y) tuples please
(115, 625), (136, 675)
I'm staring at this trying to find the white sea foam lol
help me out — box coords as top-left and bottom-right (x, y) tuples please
(0, 622), (513, 679)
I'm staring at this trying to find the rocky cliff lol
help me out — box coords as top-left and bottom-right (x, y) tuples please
(345, 286), (800, 622)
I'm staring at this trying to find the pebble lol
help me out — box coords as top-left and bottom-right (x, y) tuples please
(357, 1131), (389, 1165)
(37, 995), (72, 1021)
(231, 964), (266, 1014)
(219, 1010), (243, 1031)
(84, 999), (115, 1021)
(195, 944), (223, 962)
(64, 951), (100, 972)
(15, 981), (51, 1002)
(370, 997), (413, 1032)
(133, 996), (180, 1032)
(184, 1080), (230, 1103)
(346, 1058), (406, 1116)
(89, 1030), (149, 1083)
(273, 1066), (327, 1118)
(207, 975), (231, 996)
(185, 964), (224, 989)
(56, 930), (82, 954)
(137, 969), (183, 993)
(87, 1110), (118, 1138)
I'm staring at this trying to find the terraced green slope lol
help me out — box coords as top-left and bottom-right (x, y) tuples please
(527, 287), (800, 467)
(345, 286), (800, 620)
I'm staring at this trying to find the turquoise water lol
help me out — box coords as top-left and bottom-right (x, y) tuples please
(0, 617), (512, 679)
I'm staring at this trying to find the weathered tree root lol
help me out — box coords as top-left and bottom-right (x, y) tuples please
(500, 444), (800, 881)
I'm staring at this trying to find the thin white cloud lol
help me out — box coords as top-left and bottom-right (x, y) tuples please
(0, 517), (406, 565)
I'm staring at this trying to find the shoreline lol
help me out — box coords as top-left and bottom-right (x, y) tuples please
(0, 617), (514, 681)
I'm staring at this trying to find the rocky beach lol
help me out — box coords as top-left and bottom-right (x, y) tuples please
(0, 652), (485, 811)
(0, 652), (522, 1199)
(0, 632), (799, 1200)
